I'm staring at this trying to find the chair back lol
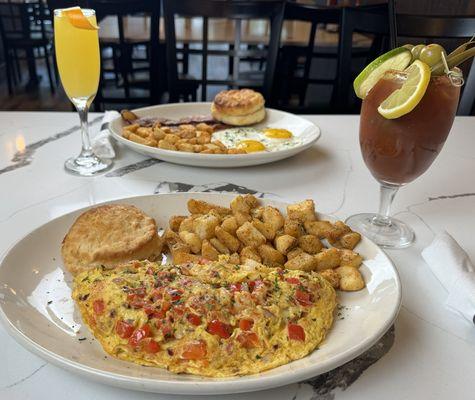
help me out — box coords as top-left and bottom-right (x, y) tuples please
(88, 0), (161, 107)
(273, 2), (340, 112)
(394, 14), (475, 116)
(163, 0), (285, 102)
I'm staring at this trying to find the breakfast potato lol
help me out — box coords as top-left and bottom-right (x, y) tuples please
(122, 123), (139, 133)
(251, 206), (264, 219)
(287, 200), (316, 223)
(151, 127), (166, 141)
(298, 235), (323, 255)
(336, 266), (365, 291)
(339, 232), (362, 250)
(274, 234), (297, 255)
(236, 222), (266, 247)
(221, 216), (238, 235)
(243, 194), (259, 209)
(258, 244), (285, 266)
(210, 238), (230, 254)
(284, 218), (303, 238)
(304, 220), (333, 239)
(252, 219), (276, 240)
(228, 253), (241, 264)
(234, 211), (251, 226)
(193, 213), (221, 240)
(326, 221), (352, 243)
(187, 199), (231, 216)
(286, 247), (304, 260)
(176, 142), (195, 152)
(284, 252), (317, 271)
(179, 216), (196, 233)
(201, 239), (219, 261)
(215, 226), (240, 253)
(319, 269), (340, 289)
(240, 246), (262, 263)
(314, 248), (341, 271)
(262, 206), (285, 231)
(169, 215), (186, 232)
(179, 231), (202, 254)
(136, 127), (152, 138)
(129, 133), (153, 146)
(158, 140), (176, 150)
(230, 195), (251, 214)
(173, 251), (201, 264)
(340, 249), (363, 268)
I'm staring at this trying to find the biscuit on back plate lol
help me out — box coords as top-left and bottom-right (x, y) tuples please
(61, 204), (163, 275)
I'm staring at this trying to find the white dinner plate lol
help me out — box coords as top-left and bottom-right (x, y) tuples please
(108, 103), (321, 168)
(0, 193), (400, 395)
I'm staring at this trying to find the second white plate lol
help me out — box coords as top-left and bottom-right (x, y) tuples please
(109, 103), (321, 168)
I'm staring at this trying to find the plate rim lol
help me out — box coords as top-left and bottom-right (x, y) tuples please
(0, 193), (401, 395)
(108, 102), (321, 161)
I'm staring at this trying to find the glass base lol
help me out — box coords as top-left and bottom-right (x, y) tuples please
(64, 154), (113, 176)
(345, 213), (415, 249)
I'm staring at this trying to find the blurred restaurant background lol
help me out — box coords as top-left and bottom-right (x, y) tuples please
(0, 0), (473, 115)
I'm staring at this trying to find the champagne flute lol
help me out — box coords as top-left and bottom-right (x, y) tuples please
(54, 8), (112, 176)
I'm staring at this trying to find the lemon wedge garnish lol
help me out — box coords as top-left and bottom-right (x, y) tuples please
(377, 60), (431, 119)
(63, 7), (99, 30)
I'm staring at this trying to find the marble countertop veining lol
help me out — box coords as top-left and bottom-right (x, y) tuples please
(0, 112), (474, 400)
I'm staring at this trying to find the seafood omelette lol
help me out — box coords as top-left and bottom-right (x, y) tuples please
(72, 258), (336, 377)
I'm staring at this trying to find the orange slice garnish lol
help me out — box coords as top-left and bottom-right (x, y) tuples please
(63, 7), (99, 30)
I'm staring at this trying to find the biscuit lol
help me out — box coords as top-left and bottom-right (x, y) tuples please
(212, 89), (265, 116)
(61, 204), (163, 275)
(211, 104), (265, 126)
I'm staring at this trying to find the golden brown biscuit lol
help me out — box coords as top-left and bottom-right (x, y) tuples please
(61, 204), (163, 275)
(212, 89), (265, 116)
(211, 104), (265, 126)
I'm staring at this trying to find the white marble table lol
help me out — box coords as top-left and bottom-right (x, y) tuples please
(0, 112), (474, 400)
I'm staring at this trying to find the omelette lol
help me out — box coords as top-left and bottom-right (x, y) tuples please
(72, 258), (336, 377)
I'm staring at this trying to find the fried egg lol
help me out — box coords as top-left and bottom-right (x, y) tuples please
(72, 258), (336, 377)
(212, 127), (301, 153)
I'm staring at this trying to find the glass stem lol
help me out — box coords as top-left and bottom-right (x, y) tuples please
(374, 184), (399, 226)
(74, 99), (93, 158)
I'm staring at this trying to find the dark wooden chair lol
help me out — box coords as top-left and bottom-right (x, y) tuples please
(392, 14), (475, 116)
(0, 0), (55, 94)
(336, 5), (390, 113)
(273, 2), (341, 113)
(88, 0), (162, 110)
(163, 0), (285, 102)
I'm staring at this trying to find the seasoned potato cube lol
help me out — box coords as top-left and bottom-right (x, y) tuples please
(298, 235), (323, 255)
(336, 266), (365, 291)
(177, 124), (196, 139)
(193, 144), (205, 153)
(284, 218), (304, 238)
(319, 269), (340, 289)
(179, 231), (202, 254)
(326, 221), (352, 242)
(258, 244), (285, 266)
(262, 206), (285, 231)
(163, 228), (181, 247)
(287, 200), (316, 223)
(236, 222), (266, 247)
(193, 213), (221, 240)
(201, 240), (219, 261)
(173, 251), (200, 264)
(164, 133), (180, 144)
(227, 148), (246, 154)
(274, 234), (297, 255)
(251, 206), (264, 219)
(284, 252), (317, 271)
(176, 142), (195, 152)
(136, 127), (153, 138)
(169, 215), (186, 232)
(339, 232), (362, 250)
(187, 199), (231, 216)
(230, 195), (251, 214)
(234, 211), (251, 226)
(240, 246), (262, 263)
(221, 216), (238, 235)
(314, 248), (341, 271)
(179, 216), (195, 232)
(196, 131), (212, 144)
(252, 219), (276, 240)
(215, 226), (240, 253)
(228, 253), (240, 264)
(196, 123), (213, 133)
(158, 139), (177, 150)
(209, 238), (230, 254)
(304, 220), (333, 239)
(151, 127), (166, 141)
(286, 247), (304, 260)
(212, 140), (227, 150)
(122, 123), (139, 133)
(340, 249), (363, 268)
(243, 194), (259, 209)
(129, 133), (154, 146)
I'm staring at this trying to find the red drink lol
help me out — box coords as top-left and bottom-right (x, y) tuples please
(360, 71), (461, 186)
